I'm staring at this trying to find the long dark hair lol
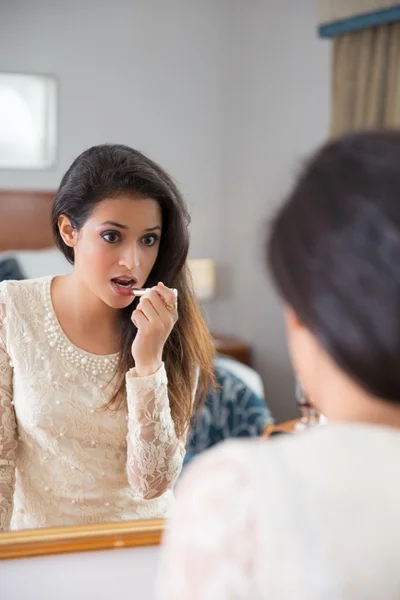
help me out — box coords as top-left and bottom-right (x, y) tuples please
(52, 144), (215, 438)
(268, 130), (400, 403)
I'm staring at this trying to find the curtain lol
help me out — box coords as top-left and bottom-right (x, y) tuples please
(319, 1), (399, 26)
(331, 21), (400, 135)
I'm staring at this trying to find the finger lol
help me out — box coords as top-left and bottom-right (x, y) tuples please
(154, 282), (178, 306)
(138, 296), (166, 328)
(131, 308), (149, 330)
(144, 288), (178, 324)
(142, 289), (169, 320)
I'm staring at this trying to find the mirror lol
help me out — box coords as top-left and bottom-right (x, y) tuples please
(0, 0), (283, 559)
(0, 193), (271, 542)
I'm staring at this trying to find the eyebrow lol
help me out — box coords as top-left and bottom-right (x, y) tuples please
(101, 221), (161, 232)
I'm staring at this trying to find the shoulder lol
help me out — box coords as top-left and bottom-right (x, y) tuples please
(177, 424), (400, 539)
(186, 423), (400, 500)
(0, 276), (49, 296)
(179, 425), (359, 503)
(171, 440), (258, 563)
(177, 438), (257, 510)
(0, 276), (51, 309)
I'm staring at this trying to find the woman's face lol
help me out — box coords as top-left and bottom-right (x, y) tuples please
(59, 195), (162, 310)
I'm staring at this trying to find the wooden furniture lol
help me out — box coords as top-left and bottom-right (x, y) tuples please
(263, 419), (300, 438)
(213, 335), (251, 366)
(0, 190), (55, 251)
(263, 415), (326, 438)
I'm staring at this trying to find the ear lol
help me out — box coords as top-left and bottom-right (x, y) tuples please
(284, 305), (303, 333)
(58, 215), (78, 248)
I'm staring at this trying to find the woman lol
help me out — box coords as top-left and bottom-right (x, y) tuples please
(157, 130), (400, 599)
(0, 144), (214, 530)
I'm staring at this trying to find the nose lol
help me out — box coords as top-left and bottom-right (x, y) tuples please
(118, 243), (140, 271)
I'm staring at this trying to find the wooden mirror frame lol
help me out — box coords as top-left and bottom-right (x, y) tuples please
(0, 519), (164, 560)
(262, 419), (300, 437)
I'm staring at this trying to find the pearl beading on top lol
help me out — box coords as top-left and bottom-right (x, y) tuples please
(43, 281), (119, 375)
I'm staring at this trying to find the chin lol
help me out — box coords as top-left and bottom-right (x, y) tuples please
(100, 290), (134, 310)
(109, 296), (134, 310)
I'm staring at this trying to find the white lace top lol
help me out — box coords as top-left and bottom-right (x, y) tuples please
(0, 277), (187, 531)
(158, 424), (400, 600)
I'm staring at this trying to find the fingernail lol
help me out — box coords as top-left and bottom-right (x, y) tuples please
(132, 318), (137, 327)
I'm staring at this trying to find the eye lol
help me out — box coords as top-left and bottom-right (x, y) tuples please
(101, 231), (121, 244)
(141, 234), (158, 247)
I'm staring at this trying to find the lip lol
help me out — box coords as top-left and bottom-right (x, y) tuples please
(110, 275), (138, 298)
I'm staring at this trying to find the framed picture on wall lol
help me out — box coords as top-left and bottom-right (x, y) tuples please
(0, 72), (57, 170)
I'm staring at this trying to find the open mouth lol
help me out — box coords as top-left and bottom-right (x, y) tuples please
(112, 277), (136, 287)
(111, 276), (138, 295)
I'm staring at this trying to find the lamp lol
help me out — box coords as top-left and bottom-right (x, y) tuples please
(187, 259), (216, 301)
(187, 259), (250, 363)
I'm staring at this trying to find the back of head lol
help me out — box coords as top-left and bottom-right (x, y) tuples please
(268, 130), (400, 403)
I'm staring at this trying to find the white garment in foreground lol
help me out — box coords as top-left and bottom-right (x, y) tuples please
(157, 423), (400, 600)
(0, 277), (186, 531)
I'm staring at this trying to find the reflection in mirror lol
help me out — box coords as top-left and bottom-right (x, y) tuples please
(0, 189), (271, 538)
(0, 2), (274, 553)
(0, 136), (216, 533)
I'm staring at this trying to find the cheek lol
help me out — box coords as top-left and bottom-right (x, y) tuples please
(75, 238), (115, 271)
(142, 245), (159, 269)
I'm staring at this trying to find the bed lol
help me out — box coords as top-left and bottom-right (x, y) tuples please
(0, 190), (71, 278)
(0, 190), (55, 251)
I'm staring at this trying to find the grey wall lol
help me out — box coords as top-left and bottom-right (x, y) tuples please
(216, 0), (331, 420)
(1, 544), (159, 600)
(0, 0), (331, 421)
(0, 0), (225, 260)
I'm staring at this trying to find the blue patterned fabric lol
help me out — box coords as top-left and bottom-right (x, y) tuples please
(0, 258), (24, 281)
(184, 364), (274, 466)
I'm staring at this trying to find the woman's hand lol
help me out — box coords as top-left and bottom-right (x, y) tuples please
(131, 282), (178, 377)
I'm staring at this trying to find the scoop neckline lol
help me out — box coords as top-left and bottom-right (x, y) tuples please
(46, 276), (119, 360)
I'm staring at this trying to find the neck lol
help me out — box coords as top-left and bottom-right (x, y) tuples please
(54, 272), (120, 332)
(317, 373), (400, 429)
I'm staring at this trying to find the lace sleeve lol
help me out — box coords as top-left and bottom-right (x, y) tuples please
(0, 301), (17, 532)
(156, 442), (256, 600)
(125, 363), (193, 501)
